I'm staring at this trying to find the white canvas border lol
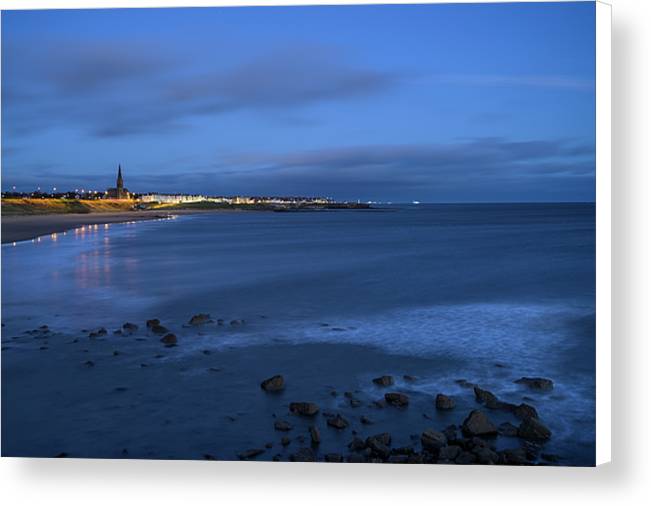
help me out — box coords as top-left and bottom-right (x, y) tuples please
(595, 0), (612, 466)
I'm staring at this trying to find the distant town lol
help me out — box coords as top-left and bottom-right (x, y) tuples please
(1, 165), (370, 210)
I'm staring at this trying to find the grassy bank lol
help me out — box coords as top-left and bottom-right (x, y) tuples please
(1, 198), (136, 216)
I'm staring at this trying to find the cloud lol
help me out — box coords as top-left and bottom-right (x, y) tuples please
(2, 41), (398, 138)
(423, 74), (595, 91)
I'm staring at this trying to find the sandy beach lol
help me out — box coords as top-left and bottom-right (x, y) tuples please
(0, 211), (179, 244)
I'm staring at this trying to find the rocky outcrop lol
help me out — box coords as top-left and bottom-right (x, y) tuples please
(160, 333), (177, 346)
(326, 414), (349, 430)
(421, 429), (447, 452)
(188, 314), (211, 326)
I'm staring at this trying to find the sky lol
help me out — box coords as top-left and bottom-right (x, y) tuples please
(1, 2), (596, 202)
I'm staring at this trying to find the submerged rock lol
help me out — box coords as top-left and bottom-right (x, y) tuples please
(435, 393), (456, 410)
(384, 392), (409, 407)
(372, 375), (394, 387)
(160, 333), (177, 346)
(309, 426), (321, 445)
(274, 420), (293, 432)
(281, 436), (291, 447)
(518, 417), (552, 441)
(290, 447), (315, 462)
(88, 327), (107, 338)
(326, 414), (349, 430)
(515, 377), (554, 391)
(360, 415), (373, 425)
(122, 322), (138, 334)
(188, 313), (211, 326)
(512, 403), (539, 420)
(150, 324), (169, 335)
(260, 374), (285, 392)
(289, 402), (319, 416)
(230, 319), (245, 326)
(146, 319), (160, 328)
(237, 448), (265, 460)
(461, 410), (497, 436)
(473, 386), (500, 408)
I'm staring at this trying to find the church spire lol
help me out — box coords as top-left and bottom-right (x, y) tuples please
(117, 164), (123, 190)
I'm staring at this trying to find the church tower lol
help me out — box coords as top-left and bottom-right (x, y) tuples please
(116, 164), (124, 196)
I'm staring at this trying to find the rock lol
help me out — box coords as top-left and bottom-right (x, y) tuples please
(461, 410), (497, 436)
(325, 453), (343, 463)
(237, 448), (265, 460)
(442, 425), (460, 443)
(281, 436), (291, 447)
(160, 333), (177, 346)
(455, 451), (477, 465)
(151, 324), (169, 335)
(513, 403), (539, 420)
(260, 374), (285, 392)
(518, 417), (552, 441)
(391, 446), (415, 456)
(435, 393), (456, 410)
(366, 433), (392, 459)
(421, 429), (447, 452)
(384, 392), (409, 407)
(387, 455), (409, 464)
(473, 386), (500, 408)
(146, 319), (160, 328)
(515, 377), (554, 391)
(372, 375), (394, 387)
(188, 313), (211, 326)
(274, 419), (293, 431)
(403, 375), (416, 382)
(500, 447), (529, 465)
(541, 453), (560, 463)
(438, 445), (461, 462)
(472, 445), (500, 464)
(122, 322), (138, 334)
(455, 379), (475, 388)
(289, 402), (319, 416)
(347, 453), (366, 463)
(348, 437), (366, 451)
(88, 327), (107, 338)
(290, 447), (315, 462)
(326, 414), (349, 430)
(83, 360), (95, 367)
(349, 398), (362, 408)
(498, 422), (519, 437)
(309, 426), (321, 445)
(230, 319), (244, 326)
(360, 415), (373, 425)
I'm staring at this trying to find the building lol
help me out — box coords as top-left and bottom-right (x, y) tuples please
(105, 165), (130, 199)
(138, 193), (206, 204)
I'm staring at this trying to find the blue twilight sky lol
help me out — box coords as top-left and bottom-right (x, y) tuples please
(1, 2), (596, 202)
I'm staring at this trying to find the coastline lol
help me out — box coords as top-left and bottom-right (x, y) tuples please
(1, 211), (178, 244)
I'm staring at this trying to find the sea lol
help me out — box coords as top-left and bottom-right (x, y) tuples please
(1, 203), (596, 464)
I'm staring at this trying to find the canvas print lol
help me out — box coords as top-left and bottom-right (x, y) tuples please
(1, 2), (597, 466)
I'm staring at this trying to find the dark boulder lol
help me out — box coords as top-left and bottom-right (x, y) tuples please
(289, 402), (319, 416)
(260, 374), (285, 392)
(290, 447), (315, 462)
(360, 415), (373, 425)
(326, 414), (349, 430)
(122, 322), (138, 334)
(455, 451), (477, 465)
(461, 410), (497, 436)
(500, 447), (529, 465)
(281, 436), (291, 447)
(151, 324), (169, 335)
(346, 453), (366, 463)
(435, 393), (456, 410)
(366, 433), (391, 459)
(325, 453), (343, 463)
(372, 375), (394, 387)
(421, 429), (447, 452)
(513, 403), (539, 420)
(515, 377), (554, 391)
(473, 386), (500, 408)
(384, 392), (409, 407)
(438, 445), (461, 462)
(88, 327), (107, 338)
(518, 417), (552, 441)
(146, 319), (160, 328)
(160, 333), (177, 346)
